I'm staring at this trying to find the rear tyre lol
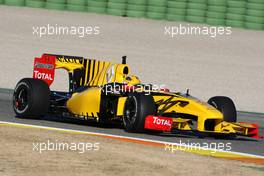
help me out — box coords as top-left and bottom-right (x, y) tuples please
(13, 78), (50, 118)
(123, 93), (156, 132)
(207, 96), (237, 122)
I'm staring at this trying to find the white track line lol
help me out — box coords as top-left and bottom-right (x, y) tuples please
(0, 120), (263, 159)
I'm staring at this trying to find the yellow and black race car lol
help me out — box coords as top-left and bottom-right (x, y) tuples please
(13, 54), (259, 138)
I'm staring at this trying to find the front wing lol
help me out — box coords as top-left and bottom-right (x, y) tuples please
(144, 115), (260, 139)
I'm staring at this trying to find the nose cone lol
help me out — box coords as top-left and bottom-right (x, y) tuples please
(175, 95), (224, 120)
(191, 99), (223, 119)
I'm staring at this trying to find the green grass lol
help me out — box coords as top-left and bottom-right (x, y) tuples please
(0, 88), (14, 93)
(243, 166), (264, 172)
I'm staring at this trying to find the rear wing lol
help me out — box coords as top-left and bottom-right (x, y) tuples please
(33, 54), (131, 92)
(33, 54), (84, 91)
(33, 54), (56, 86)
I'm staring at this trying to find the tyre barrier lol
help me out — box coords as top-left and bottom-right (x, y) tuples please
(107, 0), (126, 16)
(146, 0), (166, 20)
(0, 0), (263, 31)
(126, 0), (146, 18)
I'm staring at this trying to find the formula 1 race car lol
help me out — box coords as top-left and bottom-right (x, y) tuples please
(13, 54), (260, 139)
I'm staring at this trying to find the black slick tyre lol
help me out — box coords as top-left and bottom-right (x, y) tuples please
(208, 96), (237, 122)
(123, 93), (156, 132)
(13, 78), (50, 118)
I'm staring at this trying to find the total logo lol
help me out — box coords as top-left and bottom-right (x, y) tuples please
(152, 116), (172, 126)
(34, 70), (53, 80)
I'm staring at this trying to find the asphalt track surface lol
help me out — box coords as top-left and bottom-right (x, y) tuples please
(0, 91), (263, 157)
(1, 6), (264, 112)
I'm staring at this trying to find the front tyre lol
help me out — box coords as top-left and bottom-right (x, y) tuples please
(208, 96), (237, 122)
(123, 93), (156, 133)
(13, 78), (50, 118)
